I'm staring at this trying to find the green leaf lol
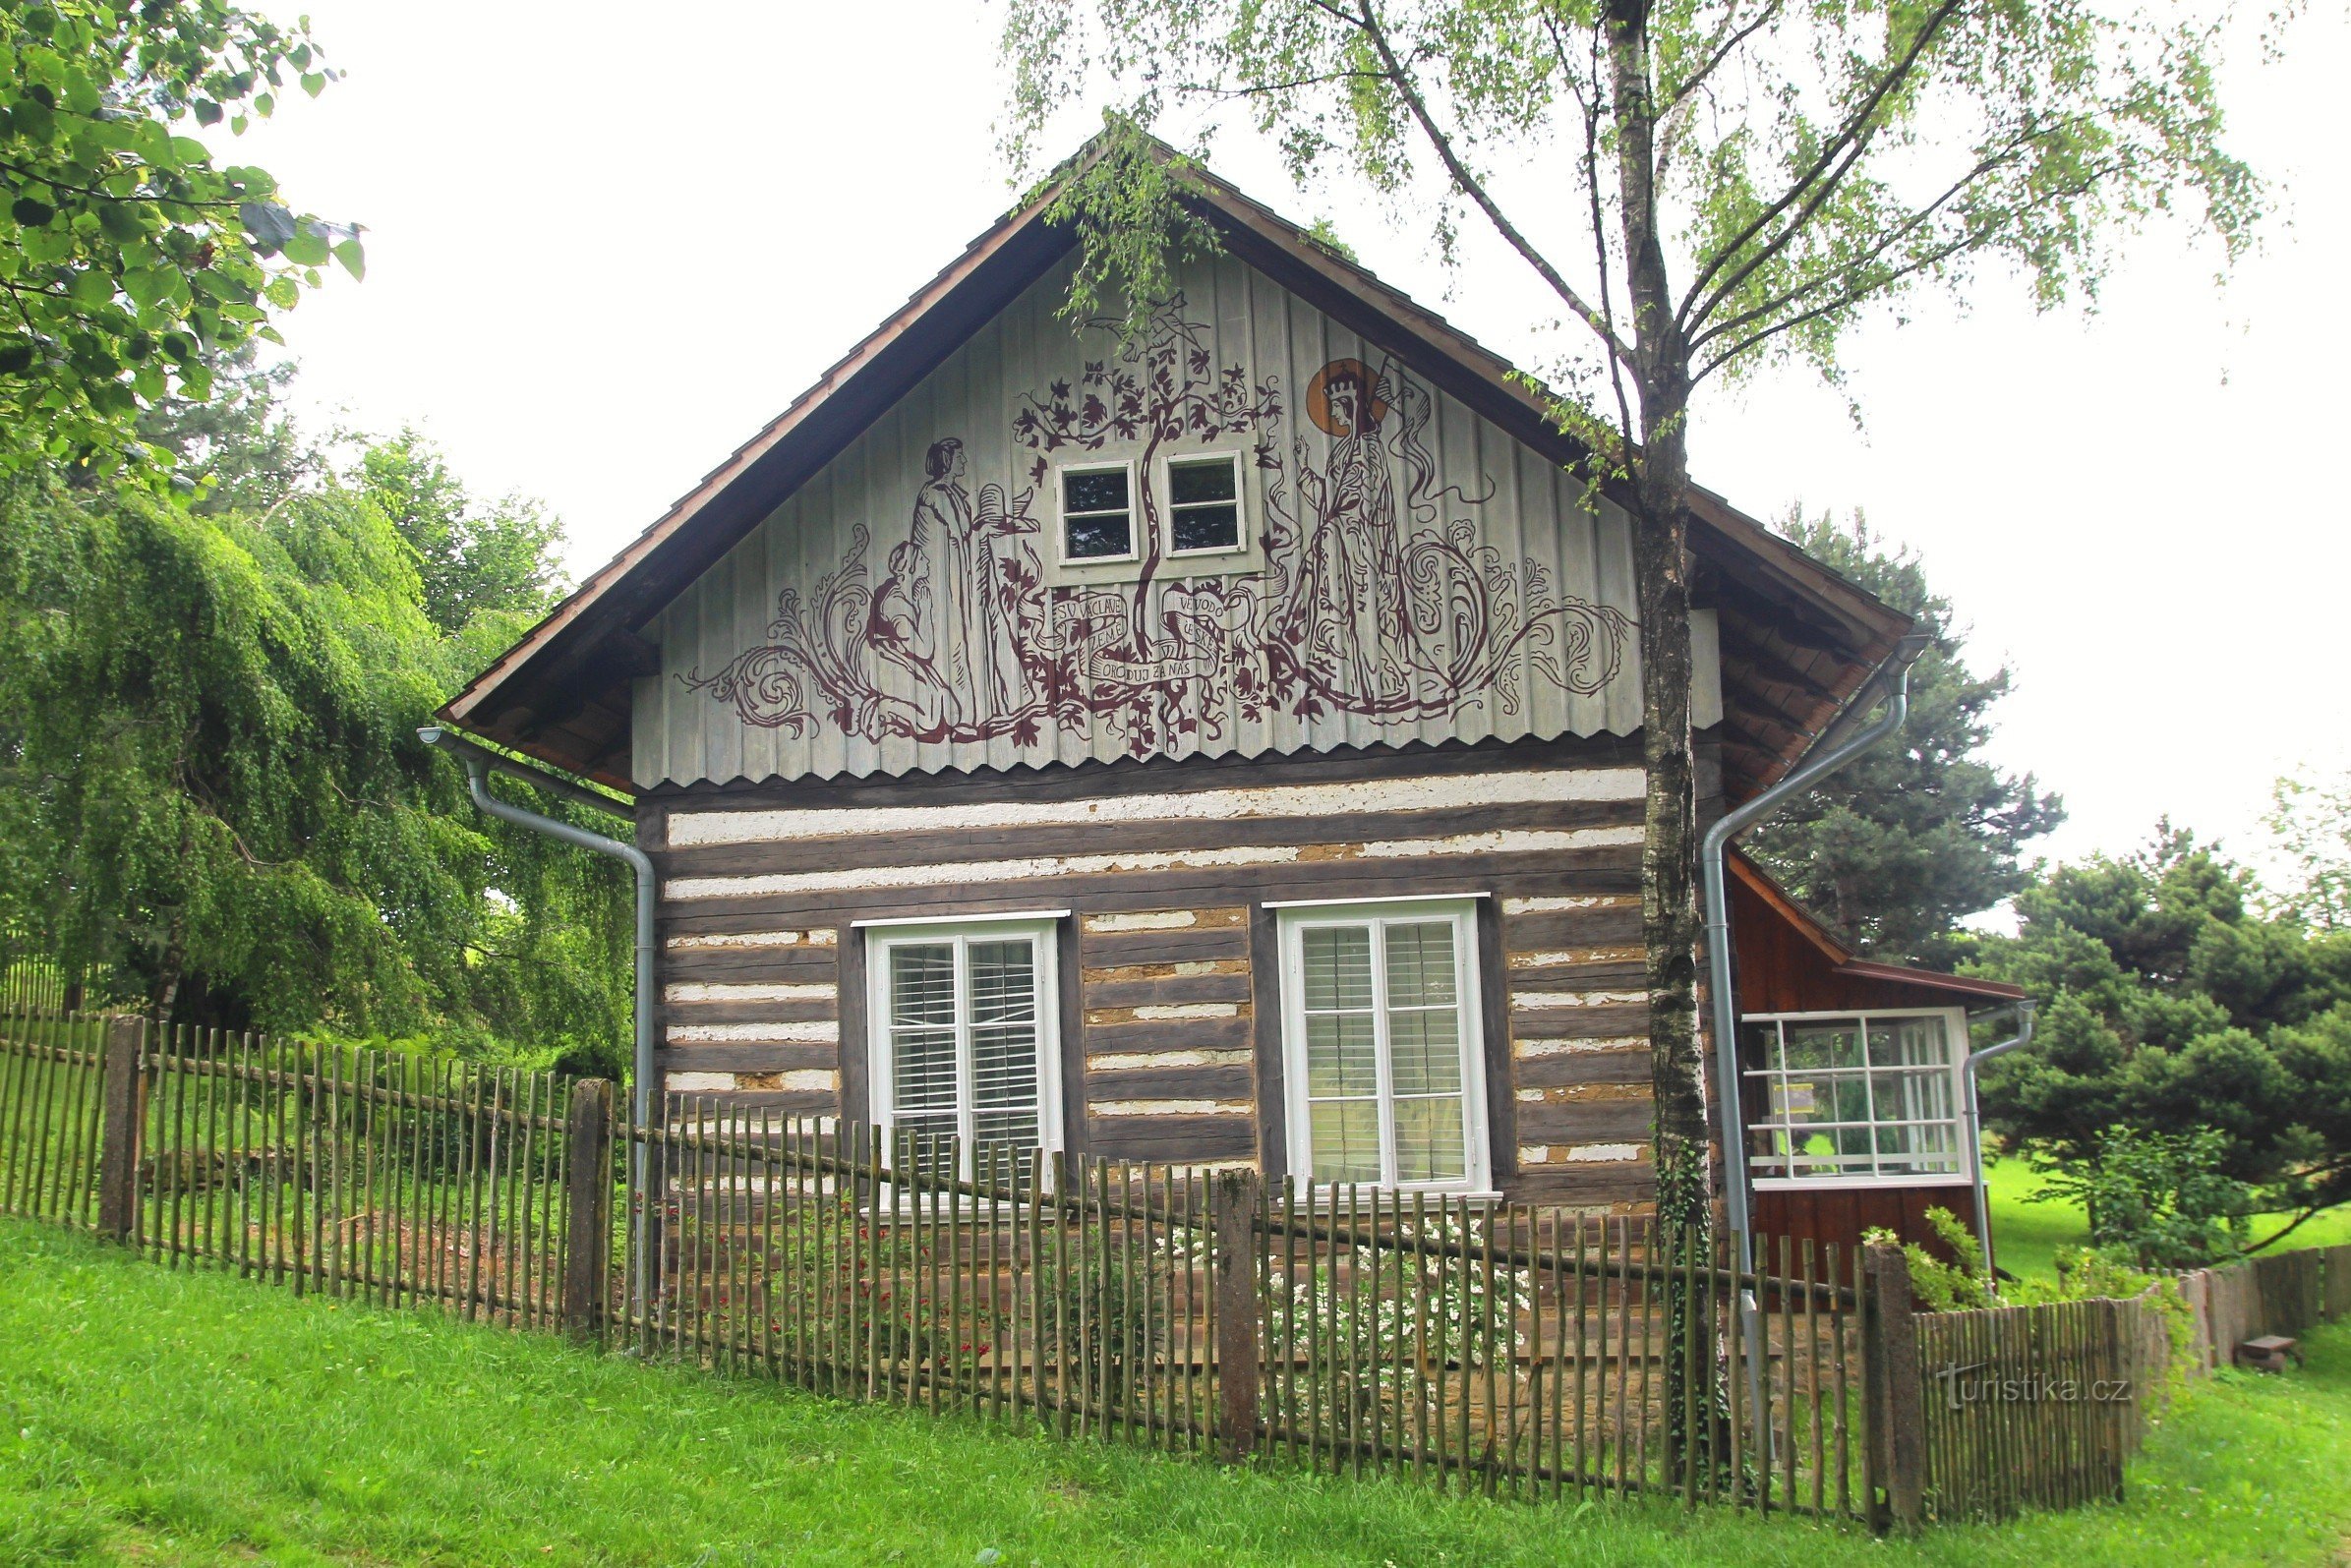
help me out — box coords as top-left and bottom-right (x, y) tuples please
(282, 219), (330, 267)
(301, 73), (325, 98)
(71, 268), (114, 307)
(264, 274), (300, 309)
(194, 99), (223, 127)
(332, 237), (365, 281)
(96, 203), (144, 243)
(121, 266), (171, 309)
(239, 202), (297, 249)
(10, 198), (56, 228)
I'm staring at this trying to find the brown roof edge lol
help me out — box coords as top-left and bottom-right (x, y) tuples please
(1834, 960), (2029, 1004)
(1730, 849), (2028, 1004)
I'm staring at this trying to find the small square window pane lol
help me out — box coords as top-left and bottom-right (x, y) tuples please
(1169, 456), (1237, 505)
(1389, 1007), (1461, 1095)
(973, 1107), (1040, 1152)
(1868, 1016), (1950, 1069)
(1305, 1013), (1378, 1097)
(1784, 1023), (1862, 1071)
(892, 1028), (957, 1112)
(1383, 922), (1456, 1008)
(1394, 1096), (1468, 1184)
(1062, 467), (1130, 513)
(1309, 1100), (1382, 1184)
(1302, 926), (1375, 1011)
(889, 944), (955, 1028)
(1171, 502), (1240, 553)
(1064, 510), (1132, 559)
(968, 940), (1036, 1024)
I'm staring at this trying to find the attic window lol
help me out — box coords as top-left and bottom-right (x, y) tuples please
(1058, 462), (1135, 562)
(1167, 453), (1242, 554)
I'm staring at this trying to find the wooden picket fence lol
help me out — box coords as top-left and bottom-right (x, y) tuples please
(0, 1012), (576, 1325)
(15, 1010), (2339, 1529)
(616, 1093), (1879, 1515)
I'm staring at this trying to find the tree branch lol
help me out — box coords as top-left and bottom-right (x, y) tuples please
(1675, 0), (1965, 333)
(1348, 0), (1636, 370)
(1657, 0), (1786, 119)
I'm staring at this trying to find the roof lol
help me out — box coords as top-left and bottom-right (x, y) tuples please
(440, 136), (1912, 796)
(1728, 852), (2028, 1005)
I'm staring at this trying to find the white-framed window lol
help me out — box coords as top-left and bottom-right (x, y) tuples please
(1055, 460), (1138, 563)
(1741, 1009), (1968, 1186)
(865, 916), (1062, 1178)
(1277, 899), (1490, 1194)
(1164, 450), (1244, 556)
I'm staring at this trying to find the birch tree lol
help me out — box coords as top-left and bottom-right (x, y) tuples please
(998, 0), (2265, 1243)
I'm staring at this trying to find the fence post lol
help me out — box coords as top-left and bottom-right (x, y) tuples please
(1211, 1168), (1263, 1463)
(95, 1016), (147, 1242)
(1861, 1241), (1925, 1534)
(562, 1078), (614, 1342)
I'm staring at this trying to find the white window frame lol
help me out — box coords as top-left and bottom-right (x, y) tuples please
(1277, 898), (1492, 1197)
(1159, 448), (1248, 559)
(1052, 458), (1141, 567)
(865, 916), (1064, 1179)
(1741, 1007), (1970, 1190)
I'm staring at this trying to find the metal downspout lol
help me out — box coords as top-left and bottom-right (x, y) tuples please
(1698, 633), (1929, 1406)
(1965, 1000), (2035, 1288)
(420, 726), (655, 1314)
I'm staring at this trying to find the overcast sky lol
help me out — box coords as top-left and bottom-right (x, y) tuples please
(230, 2), (2351, 876)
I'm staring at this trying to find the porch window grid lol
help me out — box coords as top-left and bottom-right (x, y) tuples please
(1742, 1011), (1966, 1182)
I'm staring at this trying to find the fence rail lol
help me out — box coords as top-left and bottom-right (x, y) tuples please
(6, 1011), (2340, 1531)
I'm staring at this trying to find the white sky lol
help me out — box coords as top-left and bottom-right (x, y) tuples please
(231, 1), (2351, 874)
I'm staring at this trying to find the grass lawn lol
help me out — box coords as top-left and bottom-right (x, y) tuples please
(1982, 1156), (2351, 1285)
(5, 1221), (2350, 1566)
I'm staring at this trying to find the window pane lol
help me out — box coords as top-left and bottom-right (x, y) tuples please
(889, 944), (955, 1027)
(973, 1107), (1040, 1151)
(1169, 456), (1237, 505)
(1170, 502), (1240, 553)
(1783, 1022), (1862, 1071)
(1389, 1005), (1462, 1096)
(1383, 921), (1457, 1008)
(1064, 509), (1132, 559)
(1302, 926), (1375, 1010)
(969, 940), (1036, 1023)
(1868, 1016), (1951, 1069)
(1309, 1100), (1382, 1184)
(1062, 467), (1130, 513)
(1394, 1095), (1468, 1183)
(892, 1029), (957, 1112)
(1305, 1013), (1378, 1097)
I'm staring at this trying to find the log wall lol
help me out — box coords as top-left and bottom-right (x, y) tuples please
(640, 731), (1666, 1208)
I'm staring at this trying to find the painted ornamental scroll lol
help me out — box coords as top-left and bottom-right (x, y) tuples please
(681, 296), (1632, 765)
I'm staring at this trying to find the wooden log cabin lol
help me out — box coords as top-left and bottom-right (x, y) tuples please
(439, 148), (2021, 1256)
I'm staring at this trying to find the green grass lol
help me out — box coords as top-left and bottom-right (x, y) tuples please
(3, 1218), (2349, 1567)
(1983, 1156), (2351, 1285)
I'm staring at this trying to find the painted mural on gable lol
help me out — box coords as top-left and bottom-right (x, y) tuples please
(682, 297), (1631, 761)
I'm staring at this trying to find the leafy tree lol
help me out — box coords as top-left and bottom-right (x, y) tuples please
(998, 0), (2267, 1252)
(359, 432), (564, 635)
(0, 409), (627, 1073)
(2032, 1124), (2253, 1269)
(1975, 829), (2351, 1250)
(2262, 771), (2351, 934)
(1744, 509), (2061, 964)
(1, 0), (361, 482)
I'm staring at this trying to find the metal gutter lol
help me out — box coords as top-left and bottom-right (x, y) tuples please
(1965, 1001), (2036, 1287)
(419, 726), (655, 1312)
(1698, 632), (1930, 1398)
